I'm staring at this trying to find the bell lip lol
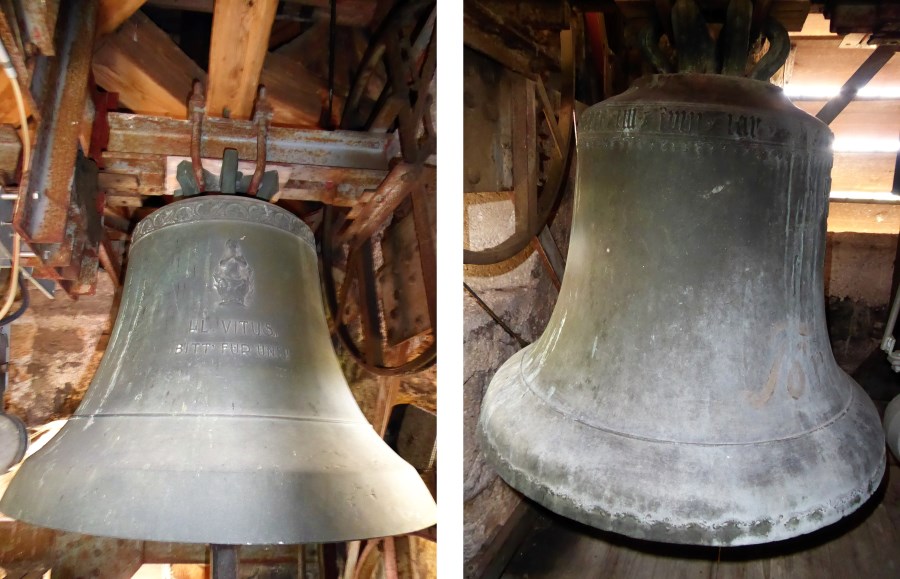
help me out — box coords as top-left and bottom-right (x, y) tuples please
(0, 416), (437, 545)
(130, 195), (315, 249)
(479, 346), (886, 547)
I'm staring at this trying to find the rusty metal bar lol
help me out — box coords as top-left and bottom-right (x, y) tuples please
(98, 232), (121, 287)
(189, 81), (206, 193)
(357, 241), (385, 368)
(463, 282), (529, 348)
(248, 86), (273, 196)
(537, 226), (565, 284)
(816, 46), (898, 125)
(893, 131), (900, 195)
(339, 163), (424, 252)
(14, 0), (97, 245)
(106, 113), (392, 170)
(410, 179), (436, 334)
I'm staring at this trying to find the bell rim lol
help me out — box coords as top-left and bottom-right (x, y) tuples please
(0, 415), (437, 544)
(479, 346), (886, 547)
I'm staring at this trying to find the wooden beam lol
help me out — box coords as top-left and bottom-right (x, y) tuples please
(828, 201), (900, 234)
(794, 100), (900, 142)
(0, 74), (32, 125)
(788, 38), (900, 90)
(832, 152), (898, 193)
(815, 46), (897, 125)
(207, 0), (278, 119)
(261, 52), (325, 128)
(97, 0), (146, 36)
(93, 11), (207, 118)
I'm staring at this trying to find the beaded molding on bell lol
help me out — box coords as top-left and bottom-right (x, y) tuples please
(131, 197), (315, 248)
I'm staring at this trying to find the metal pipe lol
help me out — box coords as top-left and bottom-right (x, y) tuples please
(189, 80), (206, 193)
(327, 0), (337, 129)
(815, 45), (899, 124)
(247, 87), (271, 196)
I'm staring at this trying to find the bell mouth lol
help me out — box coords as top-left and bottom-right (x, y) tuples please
(479, 346), (885, 547)
(0, 415), (437, 544)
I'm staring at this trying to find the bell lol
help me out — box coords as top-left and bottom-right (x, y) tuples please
(0, 196), (436, 544)
(479, 74), (885, 546)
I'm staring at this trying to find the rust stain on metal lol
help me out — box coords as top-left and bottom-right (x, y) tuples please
(14, 0), (97, 245)
(106, 113), (391, 170)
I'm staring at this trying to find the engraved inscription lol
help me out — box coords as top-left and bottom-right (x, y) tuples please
(213, 240), (253, 306)
(174, 342), (290, 360)
(189, 318), (278, 337)
(727, 114), (761, 139)
(659, 108), (701, 134)
(177, 316), (287, 361)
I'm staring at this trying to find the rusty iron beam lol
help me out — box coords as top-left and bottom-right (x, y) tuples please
(14, 0), (97, 245)
(98, 231), (121, 286)
(18, 0), (61, 56)
(106, 113), (392, 170)
(339, 163), (427, 252)
(357, 240), (386, 368)
(410, 177), (436, 334)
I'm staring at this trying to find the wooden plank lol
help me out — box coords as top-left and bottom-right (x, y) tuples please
(207, 0), (278, 120)
(787, 38), (900, 90)
(828, 200), (900, 234)
(789, 12), (838, 37)
(93, 11), (207, 119)
(0, 124), (21, 182)
(0, 66), (32, 125)
(831, 152), (896, 193)
(96, 0), (146, 36)
(793, 100), (900, 141)
(261, 52), (324, 128)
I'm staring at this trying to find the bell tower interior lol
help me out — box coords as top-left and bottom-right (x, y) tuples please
(464, 0), (900, 576)
(0, 1), (438, 577)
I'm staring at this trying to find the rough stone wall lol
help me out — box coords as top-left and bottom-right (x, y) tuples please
(5, 275), (117, 426)
(825, 232), (898, 373)
(462, 178), (574, 569)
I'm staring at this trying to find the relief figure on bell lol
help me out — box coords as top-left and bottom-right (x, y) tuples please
(213, 239), (254, 306)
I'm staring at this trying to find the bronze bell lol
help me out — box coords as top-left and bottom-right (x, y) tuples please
(479, 74), (885, 546)
(0, 196), (436, 544)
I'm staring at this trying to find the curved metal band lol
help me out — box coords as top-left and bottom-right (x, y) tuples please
(132, 197), (315, 249)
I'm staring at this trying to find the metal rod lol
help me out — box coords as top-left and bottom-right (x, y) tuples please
(210, 544), (238, 579)
(892, 130), (900, 195)
(816, 46), (898, 125)
(463, 282), (529, 348)
(247, 87), (271, 196)
(189, 80), (206, 193)
(327, 0), (337, 130)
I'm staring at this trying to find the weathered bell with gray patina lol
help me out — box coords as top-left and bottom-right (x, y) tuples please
(479, 74), (885, 546)
(0, 196), (436, 544)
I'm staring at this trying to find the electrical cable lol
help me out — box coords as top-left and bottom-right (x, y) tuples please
(0, 39), (30, 320)
(0, 274), (28, 326)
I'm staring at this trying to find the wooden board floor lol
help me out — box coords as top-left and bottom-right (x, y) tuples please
(500, 464), (900, 578)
